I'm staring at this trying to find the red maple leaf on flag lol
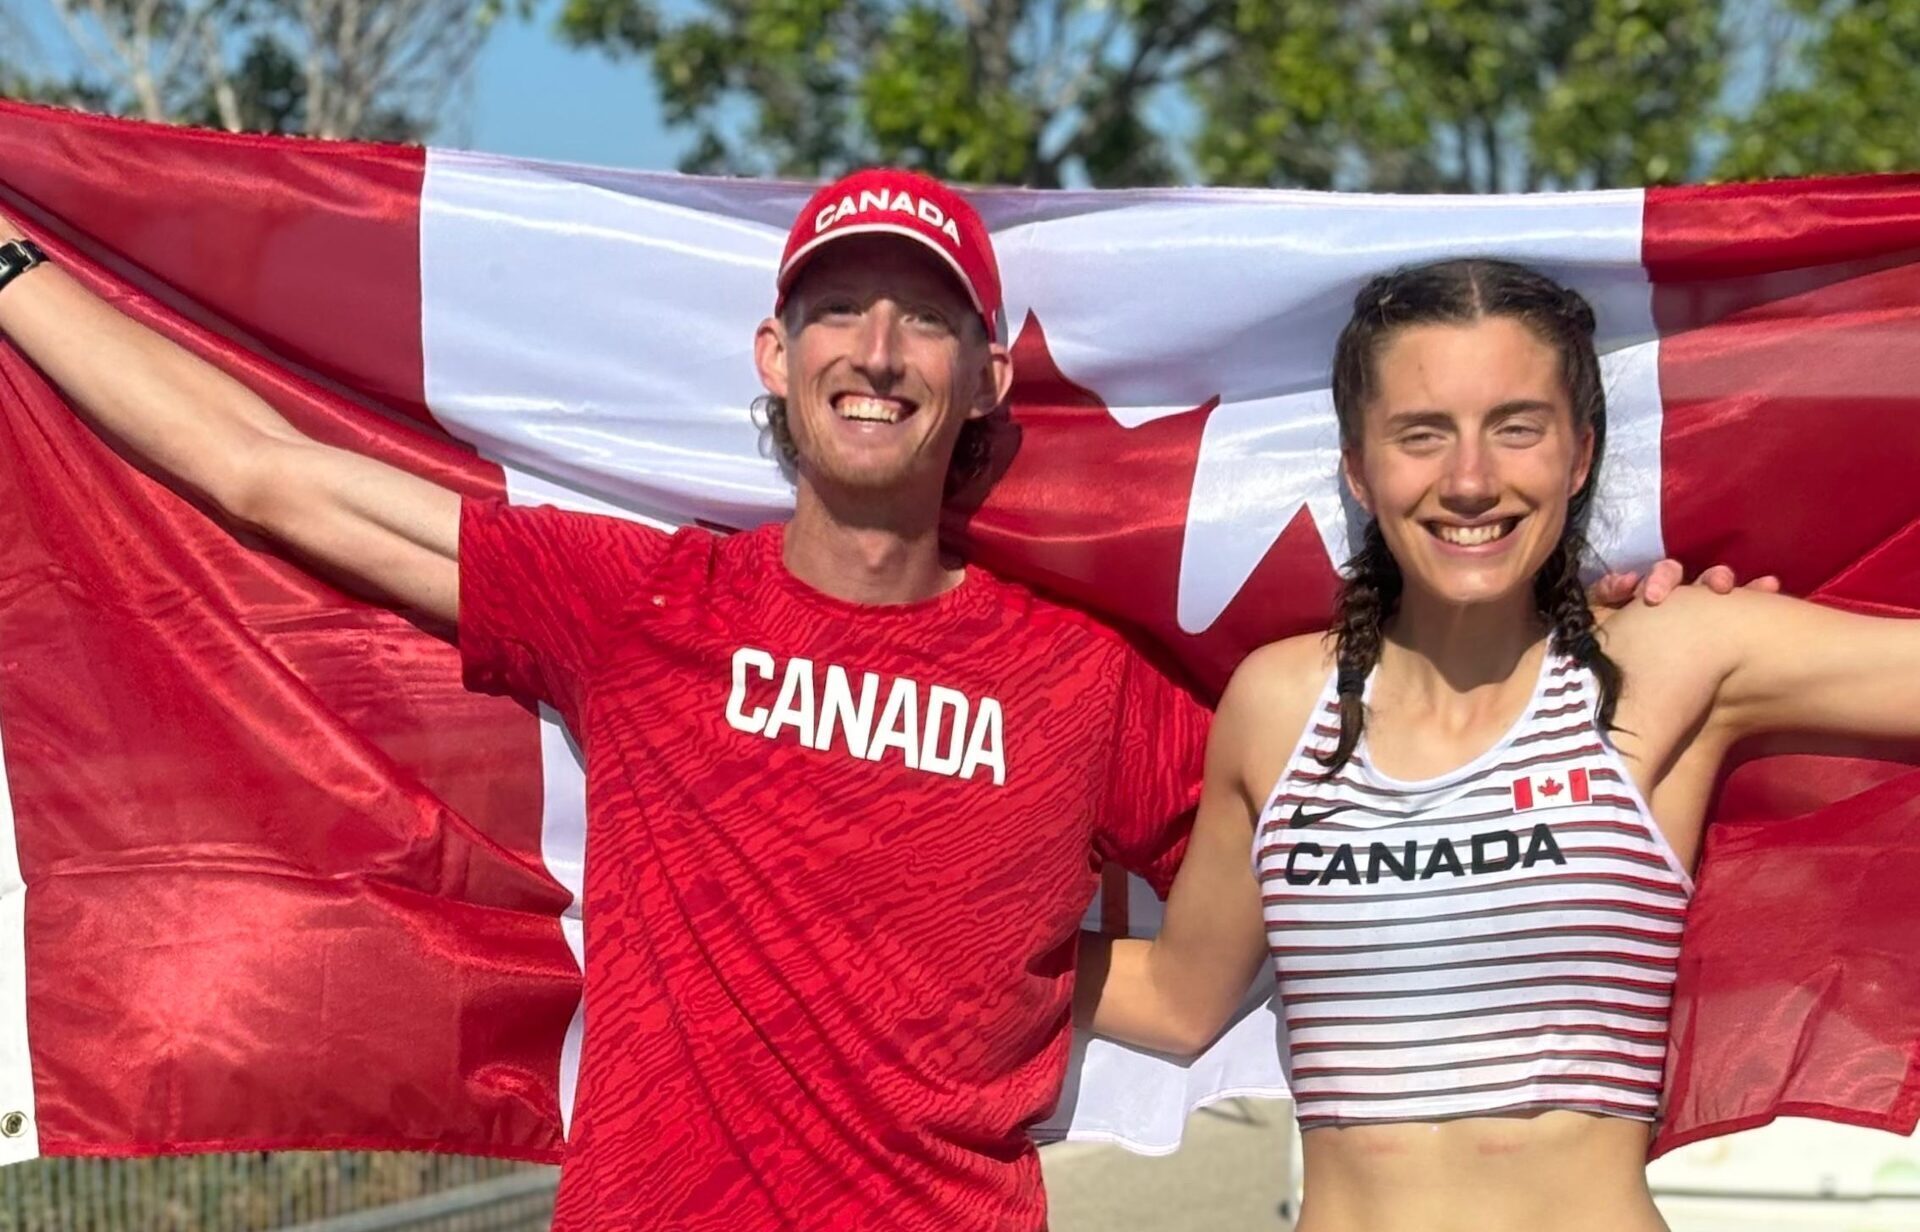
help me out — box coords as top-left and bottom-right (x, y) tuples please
(947, 311), (1345, 695)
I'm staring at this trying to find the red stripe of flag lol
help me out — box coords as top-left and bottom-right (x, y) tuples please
(1645, 177), (1920, 1157)
(0, 100), (567, 1161)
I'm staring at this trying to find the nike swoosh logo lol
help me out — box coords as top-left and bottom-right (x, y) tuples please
(1289, 801), (1361, 829)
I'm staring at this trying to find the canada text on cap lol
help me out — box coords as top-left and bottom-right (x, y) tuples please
(777, 168), (1003, 338)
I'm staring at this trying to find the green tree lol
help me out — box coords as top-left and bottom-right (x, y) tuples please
(1196, 0), (1729, 191)
(557, 0), (1234, 186)
(557, 0), (1920, 189)
(1717, 0), (1920, 179)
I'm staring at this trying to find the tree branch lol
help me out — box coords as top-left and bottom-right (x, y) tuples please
(1044, 3), (1128, 121)
(1046, 1), (1231, 167)
(199, 19), (242, 130)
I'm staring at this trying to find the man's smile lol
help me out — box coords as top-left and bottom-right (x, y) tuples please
(832, 392), (918, 424)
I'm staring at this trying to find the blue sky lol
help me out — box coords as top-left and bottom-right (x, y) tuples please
(457, 4), (688, 172)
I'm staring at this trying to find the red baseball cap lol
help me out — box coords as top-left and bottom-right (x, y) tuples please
(776, 168), (1003, 337)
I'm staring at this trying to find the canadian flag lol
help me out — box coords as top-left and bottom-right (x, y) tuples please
(1513, 768), (1593, 811)
(0, 99), (1915, 1167)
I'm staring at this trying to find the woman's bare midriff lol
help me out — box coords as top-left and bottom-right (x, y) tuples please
(1294, 1112), (1669, 1232)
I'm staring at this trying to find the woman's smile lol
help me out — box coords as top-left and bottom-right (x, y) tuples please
(1424, 515), (1524, 551)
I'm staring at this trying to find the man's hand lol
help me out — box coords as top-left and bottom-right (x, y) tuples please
(1590, 560), (1784, 608)
(0, 211), (461, 623)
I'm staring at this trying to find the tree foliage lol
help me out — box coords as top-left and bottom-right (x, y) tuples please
(557, 0), (1233, 185)
(1716, 0), (1920, 179)
(560, 0), (1920, 189)
(17, 0), (1920, 181)
(1197, 0), (1728, 191)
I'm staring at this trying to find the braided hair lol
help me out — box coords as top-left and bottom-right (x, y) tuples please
(1319, 258), (1620, 773)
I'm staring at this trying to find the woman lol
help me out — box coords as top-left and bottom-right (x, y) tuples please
(1076, 257), (1920, 1232)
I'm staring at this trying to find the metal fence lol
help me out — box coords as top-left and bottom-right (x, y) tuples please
(0, 1153), (557, 1232)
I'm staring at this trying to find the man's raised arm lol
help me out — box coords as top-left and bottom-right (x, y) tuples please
(0, 219), (460, 624)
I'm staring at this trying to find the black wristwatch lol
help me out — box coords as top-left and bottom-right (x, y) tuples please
(0, 239), (48, 296)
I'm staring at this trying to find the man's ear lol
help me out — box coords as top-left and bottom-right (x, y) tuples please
(1341, 446), (1373, 516)
(754, 316), (790, 399)
(969, 339), (1014, 419)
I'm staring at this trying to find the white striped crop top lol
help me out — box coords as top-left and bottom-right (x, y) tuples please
(1253, 652), (1694, 1130)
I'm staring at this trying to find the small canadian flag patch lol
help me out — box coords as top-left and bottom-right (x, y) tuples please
(1512, 768), (1589, 811)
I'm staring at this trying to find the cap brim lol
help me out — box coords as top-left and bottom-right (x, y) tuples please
(776, 222), (993, 330)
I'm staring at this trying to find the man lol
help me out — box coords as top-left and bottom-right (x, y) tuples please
(0, 169), (1206, 1230)
(0, 170), (1738, 1230)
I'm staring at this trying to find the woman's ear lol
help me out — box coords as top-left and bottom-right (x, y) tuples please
(1571, 422), (1596, 497)
(1342, 446), (1373, 516)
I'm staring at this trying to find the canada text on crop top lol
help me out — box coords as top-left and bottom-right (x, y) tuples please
(1253, 652), (1694, 1130)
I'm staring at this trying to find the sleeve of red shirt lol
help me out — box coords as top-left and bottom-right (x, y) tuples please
(1092, 643), (1212, 898)
(457, 498), (671, 721)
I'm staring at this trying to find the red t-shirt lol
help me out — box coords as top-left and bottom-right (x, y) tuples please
(459, 500), (1208, 1231)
